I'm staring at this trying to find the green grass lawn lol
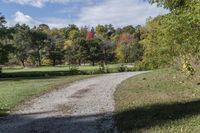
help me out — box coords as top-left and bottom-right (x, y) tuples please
(2, 64), (122, 73)
(0, 75), (94, 117)
(115, 69), (200, 133)
(1, 64), (131, 78)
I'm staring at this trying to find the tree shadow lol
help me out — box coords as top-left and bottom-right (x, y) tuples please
(1, 100), (200, 133)
(0, 109), (9, 117)
(0, 111), (115, 133)
(0, 70), (90, 81)
(115, 99), (200, 132)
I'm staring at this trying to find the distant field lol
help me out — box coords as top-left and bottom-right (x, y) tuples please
(0, 75), (94, 117)
(115, 69), (200, 133)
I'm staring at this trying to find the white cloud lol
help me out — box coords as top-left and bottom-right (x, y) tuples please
(4, 0), (66, 8)
(3, 0), (93, 8)
(14, 11), (35, 24)
(9, 11), (70, 28)
(8, 0), (169, 28)
(76, 0), (169, 27)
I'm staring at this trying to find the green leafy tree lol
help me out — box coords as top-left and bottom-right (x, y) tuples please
(116, 43), (143, 63)
(121, 25), (136, 34)
(65, 24), (79, 39)
(139, 0), (200, 70)
(0, 13), (13, 73)
(95, 25), (108, 39)
(46, 28), (65, 66)
(13, 24), (32, 67)
(86, 38), (103, 66)
(30, 27), (48, 66)
(148, 0), (188, 11)
(0, 13), (6, 28)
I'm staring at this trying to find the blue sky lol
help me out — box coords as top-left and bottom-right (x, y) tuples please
(0, 0), (168, 28)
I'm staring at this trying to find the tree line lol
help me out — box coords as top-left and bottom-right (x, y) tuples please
(0, 16), (144, 68)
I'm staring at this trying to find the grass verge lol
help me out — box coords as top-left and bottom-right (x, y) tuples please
(114, 69), (200, 133)
(0, 75), (94, 117)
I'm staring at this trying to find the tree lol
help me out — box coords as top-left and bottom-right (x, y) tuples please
(0, 13), (13, 72)
(68, 29), (79, 41)
(79, 26), (88, 38)
(148, 0), (188, 11)
(121, 25), (136, 34)
(70, 38), (87, 65)
(116, 42), (143, 63)
(46, 28), (65, 66)
(13, 24), (32, 67)
(65, 24), (79, 39)
(105, 24), (115, 38)
(95, 25), (108, 39)
(86, 31), (95, 40)
(138, 16), (169, 69)
(0, 13), (6, 28)
(38, 24), (50, 32)
(137, 0), (200, 70)
(100, 40), (116, 65)
(86, 38), (103, 66)
(30, 28), (48, 66)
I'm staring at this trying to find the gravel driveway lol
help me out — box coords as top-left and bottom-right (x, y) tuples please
(0, 72), (144, 133)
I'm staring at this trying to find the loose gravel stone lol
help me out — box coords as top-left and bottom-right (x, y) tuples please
(0, 72), (144, 133)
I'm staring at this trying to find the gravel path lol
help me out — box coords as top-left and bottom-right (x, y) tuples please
(0, 72), (144, 133)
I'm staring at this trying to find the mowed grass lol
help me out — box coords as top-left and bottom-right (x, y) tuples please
(115, 69), (200, 133)
(3, 64), (121, 73)
(1, 64), (128, 78)
(0, 75), (94, 117)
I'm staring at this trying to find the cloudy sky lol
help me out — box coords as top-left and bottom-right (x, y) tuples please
(0, 0), (169, 28)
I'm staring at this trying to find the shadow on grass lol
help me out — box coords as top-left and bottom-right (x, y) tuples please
(1, 100), (200, 133)
(0, 68), (120, 81)
(0, 70), (92, 81)
(0, 109), (9, 117)
(115, 99), (200, 132)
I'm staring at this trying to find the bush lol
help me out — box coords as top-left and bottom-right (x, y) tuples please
(98, 64), (110, 73)
(69, 66), (80, 75)
(174, 55), (199, 77)
(118, 64), (128, 72)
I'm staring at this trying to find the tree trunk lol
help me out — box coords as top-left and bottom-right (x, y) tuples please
(103, 49), (107, 66)
(21, 60), (25, 67)
(53, 59), (56, 66)
(37, 47), (41, 66)
(92, 61), (95, 66)
(78, 59), (81, 66)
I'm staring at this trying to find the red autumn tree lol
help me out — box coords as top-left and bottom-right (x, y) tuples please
(86, 32), (94, 40)
(118, 33), (134, 45)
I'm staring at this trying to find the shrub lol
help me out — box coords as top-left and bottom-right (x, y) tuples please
(69, 66), (80, 75)
(118, 64), (128, 72)
(173, 55), (199, 76)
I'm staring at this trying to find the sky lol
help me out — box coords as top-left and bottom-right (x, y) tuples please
(0, 0), (169, 28)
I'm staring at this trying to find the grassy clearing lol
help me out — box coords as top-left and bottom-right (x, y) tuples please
(1, 64), (133, 78)
(114, 69), (200, 133)
(0, 75), (94, 117)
